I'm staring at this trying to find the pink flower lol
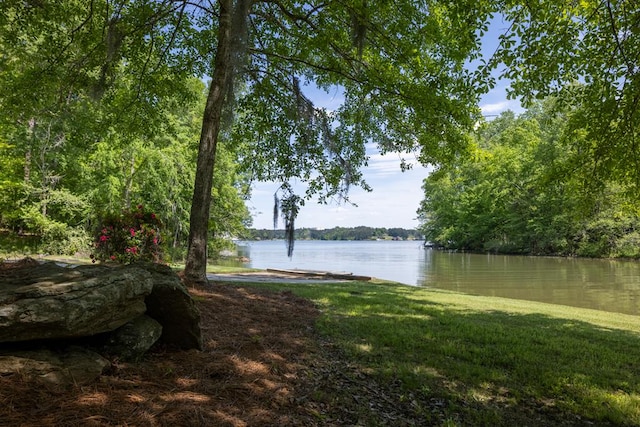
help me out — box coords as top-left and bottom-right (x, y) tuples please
(153, 238), (158, 245)
(100, 235), (108, 242)
(110, 255), (116, 261)
(150, 213), (156, 220)
(130, 228), (136, 237)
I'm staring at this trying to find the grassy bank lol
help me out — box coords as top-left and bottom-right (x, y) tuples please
(230, 278), (640, 425)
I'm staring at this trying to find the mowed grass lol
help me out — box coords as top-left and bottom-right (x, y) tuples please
(230, 278), (640, 425)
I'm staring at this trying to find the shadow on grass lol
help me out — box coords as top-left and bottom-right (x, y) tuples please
(0, 232), (40, 256)
(307, 283), (640, 426)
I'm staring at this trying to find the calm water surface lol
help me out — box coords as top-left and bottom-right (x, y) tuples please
(234, 240), (640, 316)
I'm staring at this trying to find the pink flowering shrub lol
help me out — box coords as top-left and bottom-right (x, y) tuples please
(91, 205), (164, 264)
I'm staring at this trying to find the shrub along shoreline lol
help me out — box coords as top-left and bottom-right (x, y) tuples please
(235, 276), (640, 425)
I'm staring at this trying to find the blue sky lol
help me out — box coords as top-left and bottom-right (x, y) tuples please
(245, 16), (524, 230)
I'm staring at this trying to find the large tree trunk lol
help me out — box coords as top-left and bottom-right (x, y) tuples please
(183, 0), (234, 285)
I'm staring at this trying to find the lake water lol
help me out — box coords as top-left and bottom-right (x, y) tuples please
(233, 240), (640, 316)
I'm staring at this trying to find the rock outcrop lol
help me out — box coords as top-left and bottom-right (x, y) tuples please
(0, 262), (154, 343)
(101, 314), (164, 361)
(0, 347), (110, 385)
(0, 259), (202, 385)
(143, 262), (203, 350)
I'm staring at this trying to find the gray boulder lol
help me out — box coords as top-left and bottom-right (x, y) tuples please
(0, 259), (203, 385)
(0, 347), (109, 386)
(102, 315), (163, 361)
(0, 262), (153, 343)
(140, 262), (203, 350)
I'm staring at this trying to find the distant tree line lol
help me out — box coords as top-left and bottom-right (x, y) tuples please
(247, 227), (421, 241)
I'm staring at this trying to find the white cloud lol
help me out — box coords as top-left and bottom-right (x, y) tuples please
(479, 80), (525, 117)
(366, 150), (423, 176)
(480, 100), (513, 115)
(245, 158), (430, 230)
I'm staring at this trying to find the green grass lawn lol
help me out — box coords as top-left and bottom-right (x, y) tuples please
(228, 277), (640, 425)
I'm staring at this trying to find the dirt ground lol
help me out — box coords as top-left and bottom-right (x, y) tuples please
(0, 262), (431, 427)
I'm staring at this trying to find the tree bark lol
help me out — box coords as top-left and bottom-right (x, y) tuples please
(183, 0), (234, 285)
(24, 119), (34, 185)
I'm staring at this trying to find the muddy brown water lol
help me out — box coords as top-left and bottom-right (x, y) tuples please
(229, 240), (640, 316)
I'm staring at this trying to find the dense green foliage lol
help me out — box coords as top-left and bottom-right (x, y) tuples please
(417, 100), (640, 257)
(0, 22), (250, 261)
(488, 0), (640, 186)
(0, 1), (252, 260)
(247, 226), (421, 241)
(228, 0), (490, 193)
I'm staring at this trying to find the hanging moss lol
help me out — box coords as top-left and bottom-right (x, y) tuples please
(273, 184), (302, 258)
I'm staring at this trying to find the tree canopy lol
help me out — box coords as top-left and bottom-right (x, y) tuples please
(417, 0), (640, 257)
(175, 0), (495, 281)
(483, 0), (639, 185)
(1, 0), (638, 273)
(0, 0), (250, 258)
(418, 99), (640, 258)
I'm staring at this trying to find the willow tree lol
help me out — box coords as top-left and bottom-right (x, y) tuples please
(181, 0), (493, 284)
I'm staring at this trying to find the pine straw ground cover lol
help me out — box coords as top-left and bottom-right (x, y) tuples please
(0, 270), (432, 427)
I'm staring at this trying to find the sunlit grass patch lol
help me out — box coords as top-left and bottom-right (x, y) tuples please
(240, 279), (640, 425)
(0, 231), (39, 257)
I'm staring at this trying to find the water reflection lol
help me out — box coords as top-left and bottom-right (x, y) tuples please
(228, 241), (640, 316)
(418, 250), (640, 316)
(236, 240), (424, 286)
